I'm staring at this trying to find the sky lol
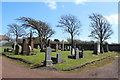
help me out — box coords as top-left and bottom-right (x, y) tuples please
(1, 1), (118, 43)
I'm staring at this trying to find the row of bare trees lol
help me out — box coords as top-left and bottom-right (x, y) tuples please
(7, 13), (113, 53)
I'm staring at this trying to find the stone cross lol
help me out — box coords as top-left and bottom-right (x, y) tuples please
(45, 47), (53, 66)
(57, 53), (62, 63)
(61, 40), (64, 51)
(93, 42), (100, 55)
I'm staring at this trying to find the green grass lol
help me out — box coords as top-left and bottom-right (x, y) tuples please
(1, 47), (117, 69)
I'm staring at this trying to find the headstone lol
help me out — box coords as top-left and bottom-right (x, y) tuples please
(15, 44), (19, 55)
(4, 48), (8, 52)
(80, 49), (84, 58)
(93, 42), (100, 55)
(22, 39), (29, 55)
(37, 45), (40, 49)
(45, 47), (53, 66)
(58, 43), (61, 50)
(72, 48), (75, 55)
(55, 43), (58, 52)
(104, 43), (109, 52)
(57, 53), (62, 63)
(61, 40), (64, 51)
(75, 48), (79, 59)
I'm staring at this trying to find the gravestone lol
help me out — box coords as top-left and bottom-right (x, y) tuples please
(55, 43), (58, 52)
(104, 43), (109, 52)
(15, 44), (19, 55)
(57, 53), (62, 63)
(75, 48), (79, 59)
(37, 45), (40, 49)
(93, 42), (100, 55)
(45, 47), (53, 66)
(61, 40), (64, 51)
(58, 43), (61, 50)
(22, 39), (29, 55)
(80, 49), (84, 58)
(72, 48), (75, 55)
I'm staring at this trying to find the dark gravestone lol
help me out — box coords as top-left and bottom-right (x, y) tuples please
(45, 47), (53, 66)
(57, 53), (62, 63)
(80, 49), (84, 58)
(93, 42), (100, 55)
(22, 39), (29, 55)
(61, 40), (64, 51)
(104, 43), (109, 52)
(15, 44), (19, 55)
(4, 49), (7, 52)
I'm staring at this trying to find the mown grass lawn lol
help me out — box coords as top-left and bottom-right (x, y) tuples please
(1, 47), (118, 69)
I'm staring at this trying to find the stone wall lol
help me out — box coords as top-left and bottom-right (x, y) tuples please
(33, 43), (120, 52)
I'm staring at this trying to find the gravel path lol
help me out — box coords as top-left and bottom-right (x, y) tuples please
(1, 56), (118, 78)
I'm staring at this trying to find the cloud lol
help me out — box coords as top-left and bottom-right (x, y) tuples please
(74, 0), (87, 4)
(44, 0), (57, 10)
(105, 14), (118, 25)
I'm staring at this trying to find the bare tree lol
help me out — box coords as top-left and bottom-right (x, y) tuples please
(17, 17), (55, 51)
(57, 14), (81, 54)
(7, 24), (26, 43)
(89, 13), (113, 53)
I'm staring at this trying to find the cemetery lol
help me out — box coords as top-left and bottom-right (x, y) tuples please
(1, 39), (118, 71)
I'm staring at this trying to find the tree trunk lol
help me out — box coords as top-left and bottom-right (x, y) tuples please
(16, 35), (18, 44)
(71, 34), (74, 55)
(100, 38), (104, 53)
